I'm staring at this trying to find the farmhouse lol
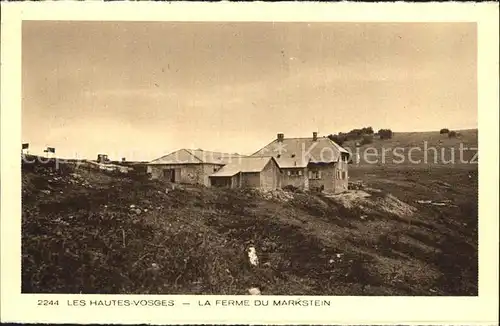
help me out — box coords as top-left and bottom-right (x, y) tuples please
(252, 132), (350, 193)
(209, 156), (281, 190)
(146, 149), (243, 186)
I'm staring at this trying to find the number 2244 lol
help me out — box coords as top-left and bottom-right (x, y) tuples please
(37, 300), (59, 306)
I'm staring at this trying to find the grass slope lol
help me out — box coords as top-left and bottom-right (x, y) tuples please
(342, 129), (478, 167)
(22, 157), (478, 295)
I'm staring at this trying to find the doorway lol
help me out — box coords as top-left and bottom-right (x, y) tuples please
(163, 169), (176, 182)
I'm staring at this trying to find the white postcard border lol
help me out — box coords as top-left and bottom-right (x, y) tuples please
(1, 2), (498, 325)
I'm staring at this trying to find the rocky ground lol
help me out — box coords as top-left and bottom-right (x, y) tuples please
(22, 159), (478, 295)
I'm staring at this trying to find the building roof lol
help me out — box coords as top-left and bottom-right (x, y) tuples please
(274, 157), (308, 168)
(148, 149), (245, 165)
(210, 156), (278, 177)
(251, 136), (349, 167)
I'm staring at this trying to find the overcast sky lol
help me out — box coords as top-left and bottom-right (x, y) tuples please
(22, 21), (477, 160)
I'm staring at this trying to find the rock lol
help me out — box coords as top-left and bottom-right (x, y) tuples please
(247, 246), (259, 266)
(134, 208), (142, 214)
(348, 181), (365, 190)
(130, 204), (136, 208)
(329, 259), (335, 264)
(365, 187), (383, 193)
(336, 253), (342, 258)
(149, 263), (160, 275)
(436, 181), (452, 188)
(40, 190), (51, 195)
(248, 287), (261, 295)
(263, 262), (271, 268)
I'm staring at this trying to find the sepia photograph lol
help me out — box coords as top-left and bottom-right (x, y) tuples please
(19, 20), (481, 297)
(2, 2), (499, 325)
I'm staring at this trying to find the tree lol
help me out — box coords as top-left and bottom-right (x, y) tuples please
(328, 133), (346, 146)
(440, 128), (450, 134)
(378, 129), (393, 140)
(361, 127), (374, 135)
(448, 131), (457, 138)
(348, 129), (363, 139)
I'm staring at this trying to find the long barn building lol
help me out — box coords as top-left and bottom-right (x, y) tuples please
(146, 132), (349, 193)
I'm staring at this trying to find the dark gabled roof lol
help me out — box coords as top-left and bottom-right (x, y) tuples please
(251, 136), (349, 168)
(209, 156), (278, 177)
(148, 149), (245, 165)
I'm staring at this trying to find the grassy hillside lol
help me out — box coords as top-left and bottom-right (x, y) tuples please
(22, 156), (477, 295)
(342, 129), (478, 167)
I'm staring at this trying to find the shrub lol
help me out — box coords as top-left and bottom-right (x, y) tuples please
(348, 129), (363, 138)
(338, 132), (349, 141)
(448, 131), (457, 138)
(360, 134), (373, 145)
(328, 127), (376, 144)
(378, 129), (393, 140)
(328, 134), (346, 146)
(282, 185), (299, 193)
(440, 128), (450, 134)
(328, 127), (374, 144)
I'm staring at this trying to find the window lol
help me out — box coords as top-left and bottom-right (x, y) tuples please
(288, 170), (303, 177)
(336, 171), (347, 180)
(310, 170), (321, 180)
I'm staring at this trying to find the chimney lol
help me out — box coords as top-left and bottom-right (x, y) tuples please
(277, 133), (284, 142)
(313, 132), (318, 141)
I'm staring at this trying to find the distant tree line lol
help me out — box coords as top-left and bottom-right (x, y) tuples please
(440, 128), (459, 138)
(328, 126), (392, 146)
